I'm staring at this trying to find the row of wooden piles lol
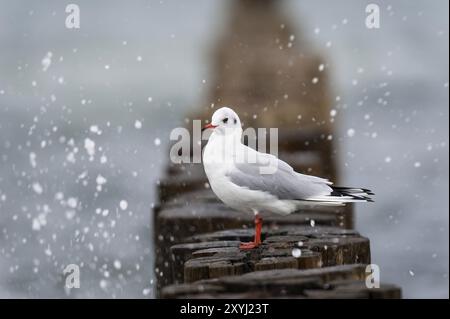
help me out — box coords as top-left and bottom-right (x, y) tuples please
(153, 0), (401, 298)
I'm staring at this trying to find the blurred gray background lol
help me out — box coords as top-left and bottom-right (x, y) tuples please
(0, 0), (448, 298)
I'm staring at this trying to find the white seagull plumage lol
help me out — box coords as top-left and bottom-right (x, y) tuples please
(202, 107), (373, 249)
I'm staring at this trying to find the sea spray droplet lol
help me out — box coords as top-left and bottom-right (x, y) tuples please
(347, 128), (355, 137)
(67, 197), (78, 208)
(32, 182), (43, 194)
(113, 260), (122, 270)
(143, 288), (151, 296)
(119, 200), (128, 210)
(29, 152), (37, 168)
(99, 279), (108, 290)
(90, 125), (101, 135)
(84, 138), (96, 158)
(41, 52), (53, 72)
(96, 175), (107, 185)
(292, 248), (302, 258)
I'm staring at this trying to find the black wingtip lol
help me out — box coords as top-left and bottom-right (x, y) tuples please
(331, 186), (375, 201)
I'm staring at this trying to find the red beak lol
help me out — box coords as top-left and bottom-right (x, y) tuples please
(202, 123), (217, 132)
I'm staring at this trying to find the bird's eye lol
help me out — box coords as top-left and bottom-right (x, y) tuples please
(234, 118), (237, 124)
(223, 118), (228, 123)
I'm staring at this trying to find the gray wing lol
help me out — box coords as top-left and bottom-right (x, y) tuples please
(226, 151), (332, 200)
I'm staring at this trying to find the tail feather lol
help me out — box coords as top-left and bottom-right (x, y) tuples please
(330, 186), (374, 202)
(306, 186), (374, 204)
(332, 186), (375, 196)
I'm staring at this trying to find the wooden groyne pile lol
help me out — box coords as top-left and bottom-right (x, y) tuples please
(153, 0), (401, 298)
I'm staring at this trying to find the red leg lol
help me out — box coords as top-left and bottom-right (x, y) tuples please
(254, 214), (262, 245)
(239, 214), (263, 250)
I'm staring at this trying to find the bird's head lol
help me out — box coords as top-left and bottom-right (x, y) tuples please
(203, 107), (242, 136)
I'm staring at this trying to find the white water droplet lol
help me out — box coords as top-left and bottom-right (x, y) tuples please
(347, 128), (355, 137)
(29, 152), (37, 168)
(90, 125), (101, 134)
(67, 197), (78, 208)
(113, 260), (122, 270)
(32, 219), (41, 231)
(99, 279), (108, 289)
(143, 288), (151, 296)
(32, 182), (43, 194)
(119, 200), (128, 210)
(292, 248), (302, 258)
(44, 246), (52, 256)
(96, 175), (107, 185)
(41, 51), (53, 72)
(84, 138), (96, 158)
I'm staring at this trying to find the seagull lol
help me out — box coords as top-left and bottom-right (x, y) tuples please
(202, 107), (373, 250)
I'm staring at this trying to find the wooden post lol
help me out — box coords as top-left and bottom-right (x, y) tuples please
(162, 264), (401, 299)
(152, 0), (400, 298)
